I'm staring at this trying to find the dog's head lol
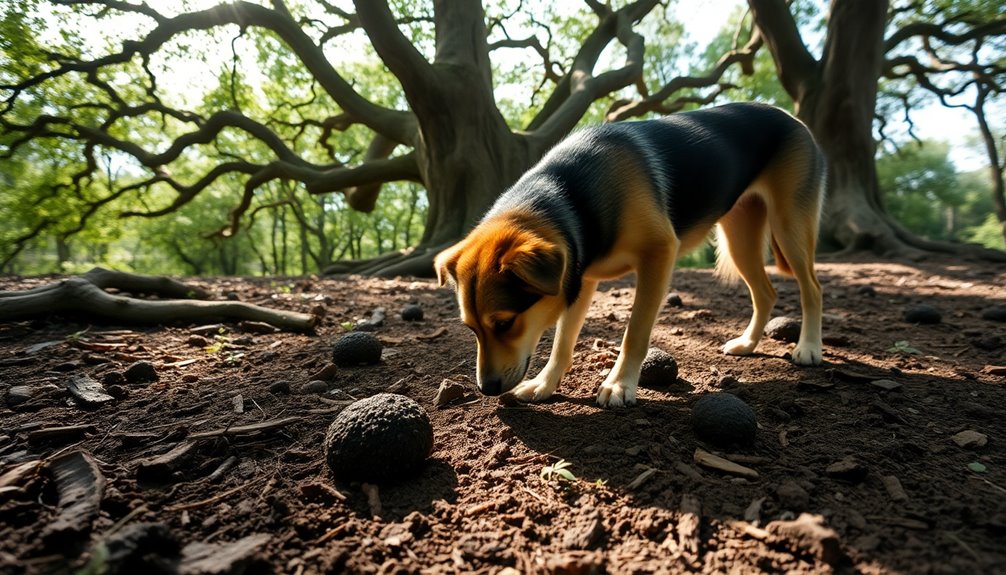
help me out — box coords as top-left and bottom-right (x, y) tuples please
(435, 216), (568, 396)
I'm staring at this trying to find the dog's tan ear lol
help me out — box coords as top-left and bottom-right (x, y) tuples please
(434, 242), (463, 287)
(501, 237), (566, 296)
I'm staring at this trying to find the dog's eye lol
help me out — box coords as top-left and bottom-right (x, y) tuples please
(493, 317), (515, 334)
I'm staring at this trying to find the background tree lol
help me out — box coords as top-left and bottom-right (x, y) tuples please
(2, 0), (1005, 277)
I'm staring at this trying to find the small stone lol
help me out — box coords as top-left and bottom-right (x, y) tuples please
(268, 380), (291, 395)
(638, 348), (678, 387)
(309, 364), (339, 382)
(691, 393), (757, 447)
(666, 293), (684, 307)
(324, 393), (433, 483)
(7, 385), (32, 406)
(102, 371), (125, 386)
(776, 480), (811, 510)
(299, 380), (329, 395)
(401, 304), (424, 321)
(952, 430), (988, 449)
(981, 306), (1006, 322)
(904, 304), (941, 324)
(331, 332), (383, 367)
(356, 307), (387, 331)
(106, 385), (128, 399)
(225, 291), (241, 301)
(765, 316), (801, 343)
(124, 361), (158, 384)
(870, 379), (902, 391)
(825, 456), (867, 482)
(186, 335), (209, 348)
(434, 379), (467, 408)
(856, 285), (877, 297)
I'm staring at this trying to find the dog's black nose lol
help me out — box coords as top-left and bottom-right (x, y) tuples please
(480, 377), (503, 396)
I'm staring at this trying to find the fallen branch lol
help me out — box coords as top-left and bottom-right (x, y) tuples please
(0, 269), (316, 332)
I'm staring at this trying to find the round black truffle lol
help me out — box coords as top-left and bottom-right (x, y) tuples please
(331, 331), (383, 367)
(904, 304), (941, 324)
(639, 347), (678, 387)
(691, 393), (757, 447)
(325, 393), (433, 483)
(401, 304), (424, 321)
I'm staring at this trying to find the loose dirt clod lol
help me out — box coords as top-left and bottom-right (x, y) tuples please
(325, 393), (433, 483)
(765, 316), (802, 343)
(331, 331), (383, 366)
(691, 393), (757, 447)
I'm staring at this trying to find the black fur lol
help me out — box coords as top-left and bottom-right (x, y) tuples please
(484, 103), (823, 306)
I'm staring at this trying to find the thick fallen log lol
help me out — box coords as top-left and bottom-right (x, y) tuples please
(0, 268), (316, 332)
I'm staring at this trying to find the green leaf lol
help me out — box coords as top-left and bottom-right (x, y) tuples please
(967, 462), (987, 474)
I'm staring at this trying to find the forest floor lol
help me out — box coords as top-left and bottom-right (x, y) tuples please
(1, 256), (1005, 575)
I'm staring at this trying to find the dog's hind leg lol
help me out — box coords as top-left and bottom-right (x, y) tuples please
(513, 279), (599, 402)
(769, 204), (823, 366)
(597, 247), (677, 408)
(717, 195), (777, 357)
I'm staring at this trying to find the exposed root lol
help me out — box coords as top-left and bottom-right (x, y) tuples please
(0, 267), (316, 332)
(323, 241), (455, 278)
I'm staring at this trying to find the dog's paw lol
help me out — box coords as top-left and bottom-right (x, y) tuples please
(596, 379), (636, 408)
(722, 336), (758, 356)
(511, 377), (557, 403)
(792, 343), (823, 366)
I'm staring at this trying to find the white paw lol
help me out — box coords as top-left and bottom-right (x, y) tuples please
(723, 337), (758, 356)
(596, 379), (636, 408)
(511, 376), (557, 403)
(792, 343), (823, 366)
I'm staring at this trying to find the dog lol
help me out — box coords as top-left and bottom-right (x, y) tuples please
(435, 102), (826, 407)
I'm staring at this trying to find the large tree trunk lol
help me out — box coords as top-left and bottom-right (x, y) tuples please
(795, 0), (903, 253)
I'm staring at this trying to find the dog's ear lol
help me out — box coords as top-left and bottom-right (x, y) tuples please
(501, 237), (565, 296)
(434, 242), (464, 287)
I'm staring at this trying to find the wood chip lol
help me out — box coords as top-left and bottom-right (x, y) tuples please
(362, 483), (382, 518)
(831, 368), (874, 383)
(743, 497), (766, 523)
(678, 494), (702, 560)
(41, 451), (106, 546)
(867, 515), (929, 530)
(180, 533), (271, 575)
(136, 441), (199, 484)
(416, 326), (447, 340)
(627, 467), (658, 490)
(188, 416), (301, 439)
(870, 379), (902, 391)
(982, 365), (1006, 376)
(27, 424), (96, 446)
(693, 448), (759, 479)
(64, 375), (114, 407)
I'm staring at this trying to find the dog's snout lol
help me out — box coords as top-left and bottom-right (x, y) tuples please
(480, 376), (504, 396)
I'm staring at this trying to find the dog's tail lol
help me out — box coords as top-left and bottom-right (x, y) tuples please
(770, 234), (793, 276)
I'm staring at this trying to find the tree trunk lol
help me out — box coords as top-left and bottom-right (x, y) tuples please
(793, 0), (910, 254)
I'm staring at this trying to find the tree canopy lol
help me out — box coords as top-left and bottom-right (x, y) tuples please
(1, 0), (1004, 276)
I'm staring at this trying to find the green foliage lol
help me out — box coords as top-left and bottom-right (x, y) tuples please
(889, 340), (922, 355)
(540, 459), (577, 484)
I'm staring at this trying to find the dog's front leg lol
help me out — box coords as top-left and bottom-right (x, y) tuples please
(597, 250), (676, 407)
(513, 280), (598, 403)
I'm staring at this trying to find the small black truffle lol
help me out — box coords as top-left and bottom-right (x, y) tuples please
(401, 304), (424, 321)
(325, 393), (433, 483)
(331, 331), (383, 367)
(691, 393), (757, 447)
(639, 348), (678, 387)
(904, 304), (941, 324)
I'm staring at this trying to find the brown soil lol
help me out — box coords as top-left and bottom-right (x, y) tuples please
(1, 257), (1005, 575)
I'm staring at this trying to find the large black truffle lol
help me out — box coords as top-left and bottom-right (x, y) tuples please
(325, 393), (433, 483)
(639, 348), (678, 387)
(691, 393), (757, 447)
(331, 331), (383, 367)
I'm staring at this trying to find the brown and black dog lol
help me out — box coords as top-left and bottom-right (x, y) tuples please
(435, 103), (826, 407)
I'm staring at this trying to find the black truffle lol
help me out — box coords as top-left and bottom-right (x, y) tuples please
(904, 304), (941, 324)
(639, 348), (678, 387)
(324, 393), (433, 483)
(401, 304), (424, 321)
(331, 332), (383, 367)
(691, 393), (757, 447)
